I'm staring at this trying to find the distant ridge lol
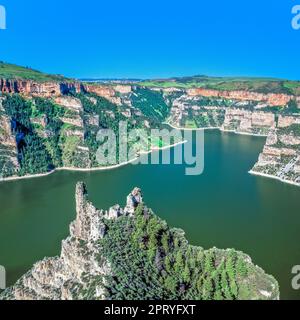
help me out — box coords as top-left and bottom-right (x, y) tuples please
(0, 61), (70, 82)
(1, 61), (300, 94)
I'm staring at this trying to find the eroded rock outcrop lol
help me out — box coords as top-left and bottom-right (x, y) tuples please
(221, 109), (276, 135)
(0, 79), (62, 97)
(0, 79), (88, 97)
(250, 117), (300, 185)
(0, 183), (143, 300)
(0, 78), (134, 106)
(84, 84), (132, 105)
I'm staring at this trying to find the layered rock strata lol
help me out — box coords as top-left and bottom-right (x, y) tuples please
(250, 117), (300, 185)
(187, 88), (293, 106)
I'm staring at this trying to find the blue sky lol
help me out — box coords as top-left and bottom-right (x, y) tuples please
(0, 0), (300, 79)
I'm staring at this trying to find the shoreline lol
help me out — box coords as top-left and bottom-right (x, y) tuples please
(249, 170), (300, 187)
(165, 122), (268, 137)
(165, 123), (299, 188)
(164, 122), (220, 131)
(220, 129), (268, 137)
(219, 128), (268, 138)
(1, 127), (298, 188)
(0, 140), (187, 183)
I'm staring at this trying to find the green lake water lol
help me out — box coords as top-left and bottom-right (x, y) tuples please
(0, 130), (299, 299)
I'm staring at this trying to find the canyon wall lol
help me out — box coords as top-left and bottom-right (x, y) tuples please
(0, 79), (132, 105)
(221, 109), (276, 135)
(250, 116), (300, 185)
(187, 88), (293, 106)
(167, 91), (300, 186)
(1, 80), (299, 186)
(1, 78), (295, 108)
(0, 98), (19, 177)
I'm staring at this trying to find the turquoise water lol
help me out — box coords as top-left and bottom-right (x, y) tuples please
(0, 130), (299, 299)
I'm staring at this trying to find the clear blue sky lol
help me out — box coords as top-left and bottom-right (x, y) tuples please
(0, 0), (300, 79)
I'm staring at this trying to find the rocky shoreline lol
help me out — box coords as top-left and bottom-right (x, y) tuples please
(249, 170), (300, 187)
(167, 91), (300, 186)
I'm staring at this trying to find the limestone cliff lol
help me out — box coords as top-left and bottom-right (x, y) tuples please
(0, 98), (19, 177)
(221, 109), (276, 135)
(0, 78), (132, 104)
(187, 88), (293, 106)
(0, 182), (279, 300)
(250, 116), (300, 185)
(0, 79), (63, 97)
(167, 91), (300, 186)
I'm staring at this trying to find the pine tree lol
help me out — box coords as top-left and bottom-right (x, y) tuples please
(202, 278), (213, 300)
(182, 264), (191, 283)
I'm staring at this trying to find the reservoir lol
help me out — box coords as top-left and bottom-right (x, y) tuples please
(0, 130), (299, 299)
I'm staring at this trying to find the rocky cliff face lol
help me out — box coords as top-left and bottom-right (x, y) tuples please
(0, 98), (19, 177)
(0, 78), (133, 104)
(85, 84), (132, 105)
(168, 93), (278, 135)
(0, 79), (63, 97)
(0, 182), (279, 300)
(167, 91), (300, 186)
(0, 183), (143, 300)
(221, 109), (276, 135)
(250, 116), (300, 185)
(187, 88), (293, 106)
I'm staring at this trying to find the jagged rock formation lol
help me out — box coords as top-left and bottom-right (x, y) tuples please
(0, 183), (142, 300)
(0, 183), (279, 300)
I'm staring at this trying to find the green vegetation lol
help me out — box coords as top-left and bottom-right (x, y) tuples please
(0, 88), (174, 176)
(76, 93), (130, 165)
(0, 62), (68, 82)
(3, 95), (54, 175)
(279, 123), (300, 137)
(184, 120), (197, 129)
(131, 87), (170, 124)
(76, 90), (171, 166)
(2, 95), (72, 174)
(138, 76), (300, 95)
(0, 69), (299, 178)
(99, 204), (278, 300)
